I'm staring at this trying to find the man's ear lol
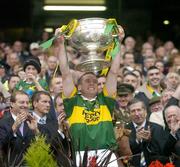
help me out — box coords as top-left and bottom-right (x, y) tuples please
(78, 85), (81, 91)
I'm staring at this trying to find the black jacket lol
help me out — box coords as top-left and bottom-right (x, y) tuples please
(126, 121), (169, 167)
(0, 113), (36, 166)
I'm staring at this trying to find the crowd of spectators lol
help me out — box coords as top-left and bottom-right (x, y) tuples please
(0, 30), (180, 167)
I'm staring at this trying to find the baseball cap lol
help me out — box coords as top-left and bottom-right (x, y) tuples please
(30, 42), (40, 50)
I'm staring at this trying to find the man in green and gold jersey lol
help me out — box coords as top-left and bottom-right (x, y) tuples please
(55, 28), (123, 166)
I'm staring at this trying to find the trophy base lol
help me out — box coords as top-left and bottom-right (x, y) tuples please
(75, 59), (111, 73)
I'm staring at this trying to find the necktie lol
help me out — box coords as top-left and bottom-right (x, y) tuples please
(19, 123), (24, 136)
(39, 118), (46, 124)
(140, 151), (146, 167)
(136, 125), (147, 167)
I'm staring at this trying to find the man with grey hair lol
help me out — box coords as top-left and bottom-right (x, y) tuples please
(165, 72), (180, 90)
(163, 105), (180, 166)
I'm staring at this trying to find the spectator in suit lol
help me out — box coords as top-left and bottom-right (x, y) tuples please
(45, 55), (58, 83)
(32, 91), (72, 165)
(142, 56), (156, 76)
(31, 91), (58, 136)
(54, 93), (65, 119)
(54, 93), (71, 148)
(0, 91), (39, 166)
(164, 105), (180, 167)
(12, 41), (29, 64)
(48, 76), (64, 120)
(126, 98), (169, 167)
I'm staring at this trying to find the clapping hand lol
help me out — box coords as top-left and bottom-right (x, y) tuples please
(136, 126), (151, 141)
(26, 114), (39, 134)
(169, 117), (180, 136)
(58, 112), (69, 131)
(12, 110), (28, 133)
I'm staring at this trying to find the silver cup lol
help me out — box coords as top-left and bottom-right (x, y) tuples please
(68, 18), (121, 72)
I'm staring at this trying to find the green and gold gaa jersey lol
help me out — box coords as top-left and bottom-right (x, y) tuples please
(15, 79), (48, 97)
(63, 87), (117, 151)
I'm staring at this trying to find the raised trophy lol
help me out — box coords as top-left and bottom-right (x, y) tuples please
(69, 18), (125, 73)
(40, 18), (124, 73)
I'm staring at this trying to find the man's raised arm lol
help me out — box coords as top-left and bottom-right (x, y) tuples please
(55, 28), (75, 97)
(105, 51), (121, 97)
(105, 27), (124, 97)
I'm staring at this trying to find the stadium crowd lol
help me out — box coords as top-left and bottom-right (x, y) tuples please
(0, 29), (180, 167)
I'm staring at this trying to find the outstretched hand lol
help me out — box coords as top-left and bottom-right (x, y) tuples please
(26, 115), (39, 134)
(58, 112), (68, 131)
(54, 28), (65, 43)
(169, 117), (180, 135)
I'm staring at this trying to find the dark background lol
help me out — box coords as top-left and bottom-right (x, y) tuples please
(0, 0), (31, 27)
(0, 0), (180, 47)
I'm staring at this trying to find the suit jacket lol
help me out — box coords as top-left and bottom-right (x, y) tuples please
(163, 130), (180, 167)
(126, 121), (169, 167)
(0, 113), (35, 166)
(38, 116), (73, 167)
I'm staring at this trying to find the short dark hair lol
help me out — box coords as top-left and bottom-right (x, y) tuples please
(147, 66), (159, 72)
(122, 51), (134, 59)
(127, 98), (146, 111)
(10, 90), (29, 103)
(8, 74), (20, 83)
(77, 72), (97, 85)
(132, 69), (143, 77)
(49, 75), (62, 88)
(123, 71), (137, 78)
(32, 91), (51, 104)
(143, 56), (155, 62)
(54, 93), (63, 108)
